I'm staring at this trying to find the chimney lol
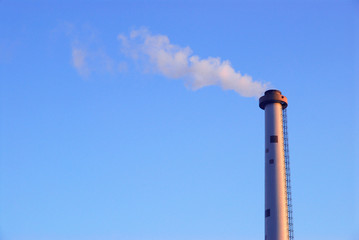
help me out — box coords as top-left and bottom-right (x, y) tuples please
(259, 89), (289, 240)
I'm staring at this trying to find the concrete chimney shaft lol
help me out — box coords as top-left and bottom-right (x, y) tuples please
(259, 90), (289, 240)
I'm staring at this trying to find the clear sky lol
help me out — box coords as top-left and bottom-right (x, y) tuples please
(1, 1), (358, 240)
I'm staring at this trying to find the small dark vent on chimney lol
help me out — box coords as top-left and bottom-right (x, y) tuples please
(265, 209), (270, 217)
(270, 135), (278, 143)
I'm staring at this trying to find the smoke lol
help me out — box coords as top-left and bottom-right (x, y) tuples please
(118, 28), (268, 98)
(70, 43), (117, 78)
(61, 22), (122, 78)
(72, 47), (90, 77)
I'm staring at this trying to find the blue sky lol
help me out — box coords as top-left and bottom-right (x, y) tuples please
(1, 1), (358, 240)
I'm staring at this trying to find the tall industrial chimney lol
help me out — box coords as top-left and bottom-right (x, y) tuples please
(259, 90), (292, 240)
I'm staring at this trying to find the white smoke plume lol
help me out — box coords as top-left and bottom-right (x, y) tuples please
(118, 28), (269, 98)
